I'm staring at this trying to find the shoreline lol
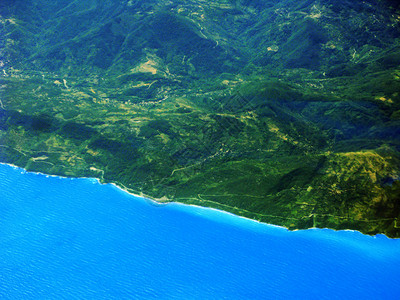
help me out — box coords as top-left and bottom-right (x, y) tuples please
(0, 162), (395, 239)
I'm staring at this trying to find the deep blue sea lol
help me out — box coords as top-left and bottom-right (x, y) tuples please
(0, 163), (400, 299)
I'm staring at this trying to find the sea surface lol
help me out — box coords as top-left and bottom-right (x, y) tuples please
(0, 163), (399, 299)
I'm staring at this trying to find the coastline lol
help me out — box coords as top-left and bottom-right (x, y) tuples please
(1, 161), (396, 239)
(2, 163), (400, 300)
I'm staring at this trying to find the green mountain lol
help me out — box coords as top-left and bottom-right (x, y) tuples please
(1, 0), (400, 237)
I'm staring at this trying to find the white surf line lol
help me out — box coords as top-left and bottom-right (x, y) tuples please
(1, 162), (393, 238)
(0, 98), (4, 109)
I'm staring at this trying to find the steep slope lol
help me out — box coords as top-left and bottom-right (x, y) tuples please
(1, 0), (400, 236)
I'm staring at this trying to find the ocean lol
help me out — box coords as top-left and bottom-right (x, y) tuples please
(0, 163), (399, 299)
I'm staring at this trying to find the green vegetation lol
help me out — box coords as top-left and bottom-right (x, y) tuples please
(1, 0), (400, 237)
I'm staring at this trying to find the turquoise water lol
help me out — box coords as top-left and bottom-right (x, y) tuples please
(0, 163), (399, 299)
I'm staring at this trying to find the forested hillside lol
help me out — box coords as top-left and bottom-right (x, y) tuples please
(1, 0), (400, 236)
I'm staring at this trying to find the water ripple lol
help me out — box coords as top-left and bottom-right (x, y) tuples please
(0, 163), (399, 299)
